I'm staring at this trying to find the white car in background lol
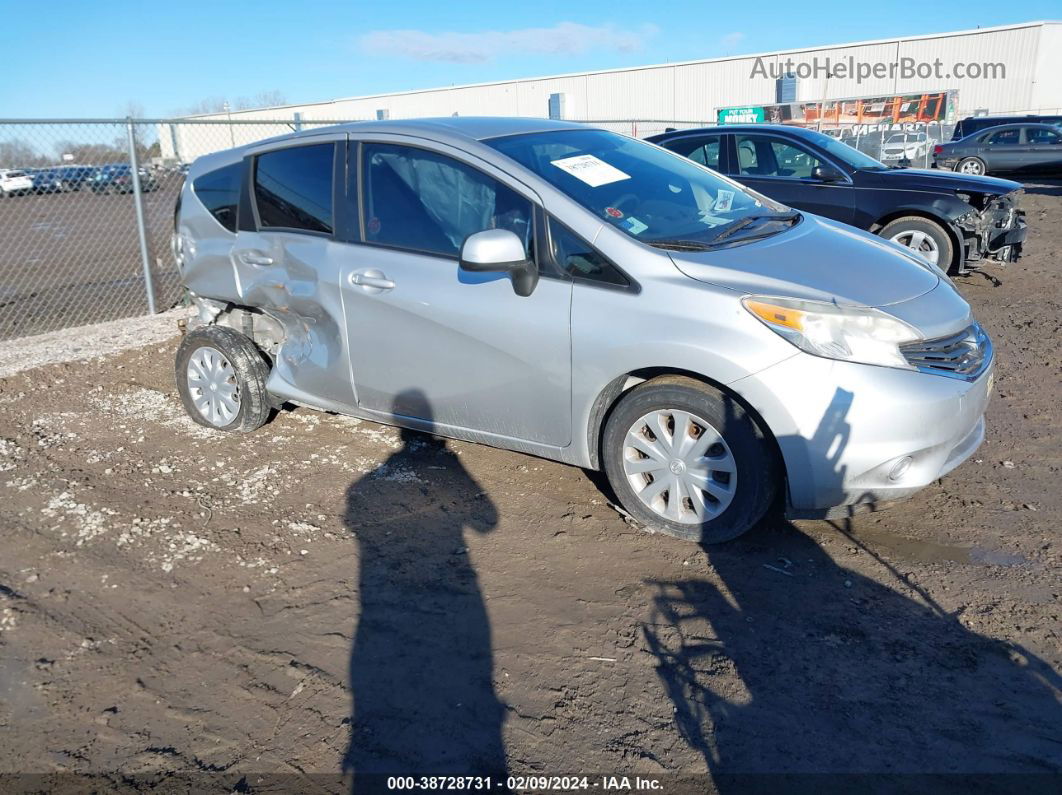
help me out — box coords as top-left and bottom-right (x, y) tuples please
(0, 169), (34, 197)
(880, 132), (931, 164)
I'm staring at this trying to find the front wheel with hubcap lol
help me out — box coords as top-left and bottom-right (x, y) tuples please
(602, 376), (778, 543)
(175, 325), (273, 432)
(881, 216), (953, 270)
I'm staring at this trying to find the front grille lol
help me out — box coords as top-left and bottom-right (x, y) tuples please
(900, 324), (991, 379)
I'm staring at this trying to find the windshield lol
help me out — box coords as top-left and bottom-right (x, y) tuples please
(797, 128), (889, 171)
(487, 129), (793, 247)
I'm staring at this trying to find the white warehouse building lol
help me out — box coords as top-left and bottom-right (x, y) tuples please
(162, 20), (1062, 161)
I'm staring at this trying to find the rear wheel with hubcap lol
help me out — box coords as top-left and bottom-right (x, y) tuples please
(175, 325), (273, 433)
(602, 376), (778, 543)
(957, 157), (986, 176)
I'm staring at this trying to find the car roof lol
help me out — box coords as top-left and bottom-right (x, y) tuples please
(650, 124), (826, 139)
(960, 114), (1061, 122)
(190, 116), (601, 178)
(266, 116), (593, 146)
(971, 122), (1058, 134)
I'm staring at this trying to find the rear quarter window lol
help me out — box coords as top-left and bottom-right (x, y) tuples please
(253, 144), (335, 234)
(192, 163), (242, 233)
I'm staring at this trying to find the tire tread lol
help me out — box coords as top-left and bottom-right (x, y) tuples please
(174, 325), (272, 433)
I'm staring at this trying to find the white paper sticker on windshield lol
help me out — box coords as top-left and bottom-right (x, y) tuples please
(550, 155), (631, 187)
(714, 189), (735, 213)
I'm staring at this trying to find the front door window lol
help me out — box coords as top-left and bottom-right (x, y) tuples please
(362, 143), (532, 258)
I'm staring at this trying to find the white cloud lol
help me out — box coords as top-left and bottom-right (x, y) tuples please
(720, 32), (746, 52)
(359, 22), (659, 64)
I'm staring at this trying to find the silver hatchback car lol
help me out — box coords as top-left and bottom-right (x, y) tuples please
(172, 117), (993, 543)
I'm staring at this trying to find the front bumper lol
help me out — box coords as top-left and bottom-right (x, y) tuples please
(732, 351), (993, 516)
(953, 191), (1026, 272)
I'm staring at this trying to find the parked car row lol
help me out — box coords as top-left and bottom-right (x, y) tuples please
(0, 163), (161, 196)
(648, 124), (1026, 273)
(172, 117), (998, 544)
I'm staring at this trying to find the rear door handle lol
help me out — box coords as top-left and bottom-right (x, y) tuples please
(239, 251), (274, 266)
(350, 269), (395, 290)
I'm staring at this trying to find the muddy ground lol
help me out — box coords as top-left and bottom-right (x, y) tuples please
(0, 184), (1060, 793)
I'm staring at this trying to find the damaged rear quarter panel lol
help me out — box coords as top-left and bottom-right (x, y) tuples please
(178, 149), (355, 414)
(229, 230), (355, 411)
(176, 178), (242, 302)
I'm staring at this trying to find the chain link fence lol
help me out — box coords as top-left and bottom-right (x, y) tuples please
(815, 120), (955, 169)
(0, 118), (366, 341)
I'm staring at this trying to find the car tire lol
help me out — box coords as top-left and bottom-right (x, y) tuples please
(601, 376), (778, 544)
(175, 325), (273, 433)
(956, 157), (986, 176)
(880, 216), (954, 271)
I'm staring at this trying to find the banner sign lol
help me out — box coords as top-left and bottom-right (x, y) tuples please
(716, 90), (958, 131)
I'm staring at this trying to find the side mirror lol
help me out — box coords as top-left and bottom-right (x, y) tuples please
(811, 164), (845, 182)
(459, 229), (538, 297)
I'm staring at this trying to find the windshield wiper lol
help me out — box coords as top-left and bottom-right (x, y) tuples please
(647, 212), (800, 252)
(647, 239), (716, 252)
(709, 211), (800, 244)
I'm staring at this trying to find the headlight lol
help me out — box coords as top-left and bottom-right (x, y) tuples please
(743, 296), (921, 370)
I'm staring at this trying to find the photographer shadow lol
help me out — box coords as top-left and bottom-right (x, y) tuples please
(341, 389), (507, 789)
(643, 389), (1061, 791)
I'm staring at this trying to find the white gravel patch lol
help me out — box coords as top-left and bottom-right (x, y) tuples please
(0, 308), (192, 379)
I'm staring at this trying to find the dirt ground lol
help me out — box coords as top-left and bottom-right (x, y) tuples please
(0, 184), (1060, 792)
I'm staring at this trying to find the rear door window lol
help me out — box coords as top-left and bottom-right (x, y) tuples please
(1026, 127), (1061, 145)
(663, 135), (723, 171)
(192, 162), (242, 232)
(254, 143), (335, 234)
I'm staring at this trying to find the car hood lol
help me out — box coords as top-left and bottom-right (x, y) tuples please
(668, 214), (940, 308)
(867, 166), (1020, 194)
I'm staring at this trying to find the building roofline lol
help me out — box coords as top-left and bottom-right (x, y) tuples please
(194, 20), (1059, 119)
(336, 20), (1061, 101)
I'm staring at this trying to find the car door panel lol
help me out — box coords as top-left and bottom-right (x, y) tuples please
(981, 129), (1022, 172)
(340, 246), (572, 445)
(1029, 143), (1062, 173)
(231, 139), (357, 412)
(340, 139), (573, 447)
(232, 230), (357, 412)
(1021, 128), (1062, 173)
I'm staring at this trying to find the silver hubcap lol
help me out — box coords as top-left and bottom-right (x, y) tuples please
(186, 346), (240, 427)
(889, 229), (940, 265)
(622, 409), (737, 525)
(959, 159), (983, 175)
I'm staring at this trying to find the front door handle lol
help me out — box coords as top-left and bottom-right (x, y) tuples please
(239, 251), (274, 266)
(350, 269), (395, 291)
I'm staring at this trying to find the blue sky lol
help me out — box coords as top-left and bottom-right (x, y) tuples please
(1, 0), (1058, 117)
